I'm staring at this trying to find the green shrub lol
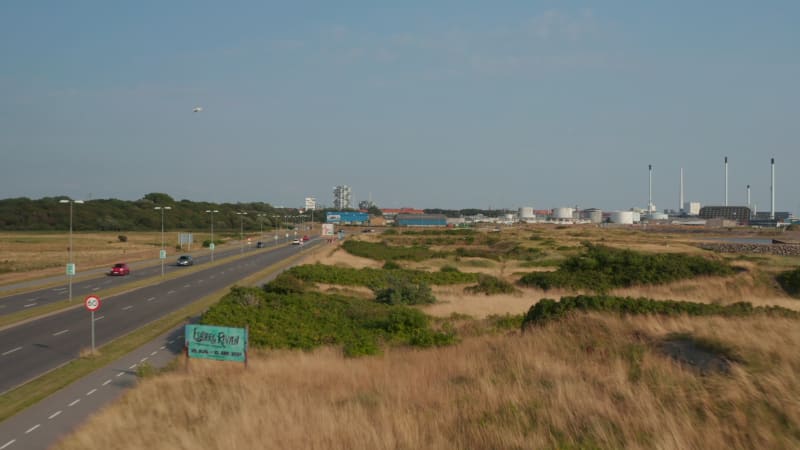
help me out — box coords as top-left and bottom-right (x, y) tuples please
(776, 267), (800, 297)
(465, 274), (519, 295)
(117, 235), (128, 242)
(521, 295), (800, 329)
(286, 263), (478, 288)
(519, 243), (735, 292)
(343, 240), (442, 261)
(263, 273), (307, 295)
(383, 260), (401, 270)
(440, 264), (460, 273)
(374, 276), (436, 305)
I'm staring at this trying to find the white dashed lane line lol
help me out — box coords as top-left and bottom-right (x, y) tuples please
(86, 389), (97, 396)
(122, 306), (133, 311)
(92, 287), (100, 291)
(128, 364), (137, 370)
(150, 351), (158, 356)
(0, 439), (15, 449)
(25, 424), (40, 434)
(23, 303), (37, 308)
(94, 315), (104, 321)
(2, 347), (22, 356)
(102, 379), (112, 386)
(140, 357), (148, 363)
(52, 329), (69, 336)
(48, 411), (62, 420)
(147, 297), (156, 302)
(183, 284), (191, 288)
(116, 372), (125, 377)
(68, 399), (80, 407)
(160, 345), (166, 350)
(167, 290), (176, 295)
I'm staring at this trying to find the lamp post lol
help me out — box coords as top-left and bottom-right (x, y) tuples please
(154, 206), (172, 276)
(236, 211), (247, 253)
(59, 199), (83, 301)
(257, 213), (267, 243)
(205, 209), (218, 262)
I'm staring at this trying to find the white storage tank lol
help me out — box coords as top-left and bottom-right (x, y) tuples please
(585, 208), (603, 223)
(519, 207), (535, 219)
(631, 211), (641, 223)
(554, 207), (574, 219)
(504, 213), (515, 222)
(609, 211), (634, 224)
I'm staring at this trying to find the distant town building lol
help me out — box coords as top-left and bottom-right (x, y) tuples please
(683, 202), (701, 215)
(333, 185), (352, 210)
(381, 208), (424, 224)
(699, 206), (751, 224)
(304, 197), (317, 211)
(396, 214), (447, 227)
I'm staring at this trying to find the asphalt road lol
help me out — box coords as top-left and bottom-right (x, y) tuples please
(0, 235), (297, 316)
(0, 239), (319, 394)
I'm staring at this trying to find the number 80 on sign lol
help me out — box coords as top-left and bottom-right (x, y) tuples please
(84, 295), (101, 312)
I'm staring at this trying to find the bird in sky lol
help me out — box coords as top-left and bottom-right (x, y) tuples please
(192, 106), (203, 113)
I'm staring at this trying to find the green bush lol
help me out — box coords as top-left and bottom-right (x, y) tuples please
(286, 263), (478, 288)
(374, 276), (436, 305)
(117, 235), (128, 243)
(521, 295), (799, 328)
(776, 267), (800, 297)
(465, 274), (519, 295)
(440, 264), (460, 273)
(200, 286), (452, 356)
(519, 243), (735, 292)
(383, 260), (401, 270)
(343, 240), (443, 261)
(263, 273), (307, 295)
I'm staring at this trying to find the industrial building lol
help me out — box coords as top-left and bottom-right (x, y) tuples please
(396, 214), (447, 227)
(326, 211), (369, 224)
(333, 185), (352, 210)
(698, 206), (751, 224)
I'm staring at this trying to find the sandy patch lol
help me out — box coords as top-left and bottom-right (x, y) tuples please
(305, 245), (382, 269)
(422, 285), (551, 318)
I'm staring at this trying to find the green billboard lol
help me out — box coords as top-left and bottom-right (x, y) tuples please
(185, 324), (248, 363)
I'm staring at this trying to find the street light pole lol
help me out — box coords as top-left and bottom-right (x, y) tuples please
(205, 209), (218, 262)
(257, 213), (267, 243)
(154, 206), (172, 276)
(236, 211), (247, 253)
(59, 199), (83, 301)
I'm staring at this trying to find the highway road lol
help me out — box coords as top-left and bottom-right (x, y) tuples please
(0, 239), (319, 394)
(0, 235), (295, 316)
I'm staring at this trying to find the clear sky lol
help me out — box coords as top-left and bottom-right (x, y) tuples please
(1, 1), (798, 213)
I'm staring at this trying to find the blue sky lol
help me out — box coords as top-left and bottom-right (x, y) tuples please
(1, 1), (798, 213)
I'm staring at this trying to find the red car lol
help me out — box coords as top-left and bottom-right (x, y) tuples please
(302, 235), (310, 242)
(109, 263), (130, 276)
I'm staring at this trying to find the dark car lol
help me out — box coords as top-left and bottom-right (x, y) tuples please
(176, 255), (194, 266)
(109, 263), (130, 276)
(256, 241), (265, 248)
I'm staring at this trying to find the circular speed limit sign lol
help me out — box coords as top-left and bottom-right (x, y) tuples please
(84, 295), (101, 312)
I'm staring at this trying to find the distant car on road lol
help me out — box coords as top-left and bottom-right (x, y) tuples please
(292, 239), (301, 245)
(256, 241), (265, 248)
(302, 235), (310, 241)
(109, 263), (130, 276)
(176, 255), (194, 266)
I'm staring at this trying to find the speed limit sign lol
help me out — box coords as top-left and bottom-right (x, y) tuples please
(84, 295), (101, 312)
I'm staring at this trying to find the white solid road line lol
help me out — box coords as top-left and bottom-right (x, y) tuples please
(0, 439), (15, 449)
(52, 329), (69, 336)
(86, 389), (97, 396)
(25, 424), (40, 434)
(122, 305), (133, 311)
(68, 399), (80, 407)
(2, 347), (22, 356)
(94, 315), (104, 321)
(48, 411), (62, 419)
(102, 379), (112, 386)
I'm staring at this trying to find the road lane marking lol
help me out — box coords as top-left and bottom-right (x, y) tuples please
(160, 345), (166, 350)
(167, 340), (174, 344)
(128, 364), (137, 369)
(2, 347), (22, 356)
(116, 372), (125, 377)
(210, 275), (216, 279)
(86, 389), (97, 396)
(25, 424), (40, 434)
(92, 287), (100, 291)
(49, 410), (62, 419)
(52, 288), (66, 292)
(103, 379), (112, 386)
(68, 399), (80, 407)
(150, 351), (158, 356)
(183, 284), (191, 288)
(53, 329), (69, 336)
(122, 305), (133, 311)
(147, 297), (156, 302)
(140, 357), (148, 363)
(23, 303), (37, 308)
(26, 297), (40, 302)
(0, 439), (15, 449)
(94, 315), (104, 321)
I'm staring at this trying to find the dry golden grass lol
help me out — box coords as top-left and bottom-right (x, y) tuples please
(56, 313), (800, 450)
(307, 244), (383, 269)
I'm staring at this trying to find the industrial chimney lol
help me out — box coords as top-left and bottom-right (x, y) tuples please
(724, 156), (728, 206)
(648, 164), (653, 213)
(770, 158), (775, 220)
(679, 168), (684, 213)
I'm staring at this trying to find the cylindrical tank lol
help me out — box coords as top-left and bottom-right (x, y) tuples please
(519, 207), (535, 219)
(646, 212), (668, 221)
(609, 211), (634, 225)
(504, 213), (514, 221)
(554, 207), (574, 219)
(585, 208), (603, 224)
(631, 211), (641, 223)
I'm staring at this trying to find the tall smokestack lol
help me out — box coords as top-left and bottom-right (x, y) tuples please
(679, 168), (684, 212)
(724, 156), (728, 206)
(771, 158), (775, 220)
(648, 164), (653, 213)
(747, 184), (751, 208)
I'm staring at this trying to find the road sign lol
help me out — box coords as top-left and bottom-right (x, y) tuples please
(84, 295), (101, 312)
(185, 324), (248, 363)
(66, 263), (76, 276)
(159, 249), (167, 259)
(209, 243), (215, 250)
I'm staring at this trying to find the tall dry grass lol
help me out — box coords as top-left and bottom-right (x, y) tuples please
(56, 313), (800, 450)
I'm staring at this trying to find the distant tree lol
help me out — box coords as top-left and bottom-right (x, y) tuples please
(141, 193), (175, 204)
